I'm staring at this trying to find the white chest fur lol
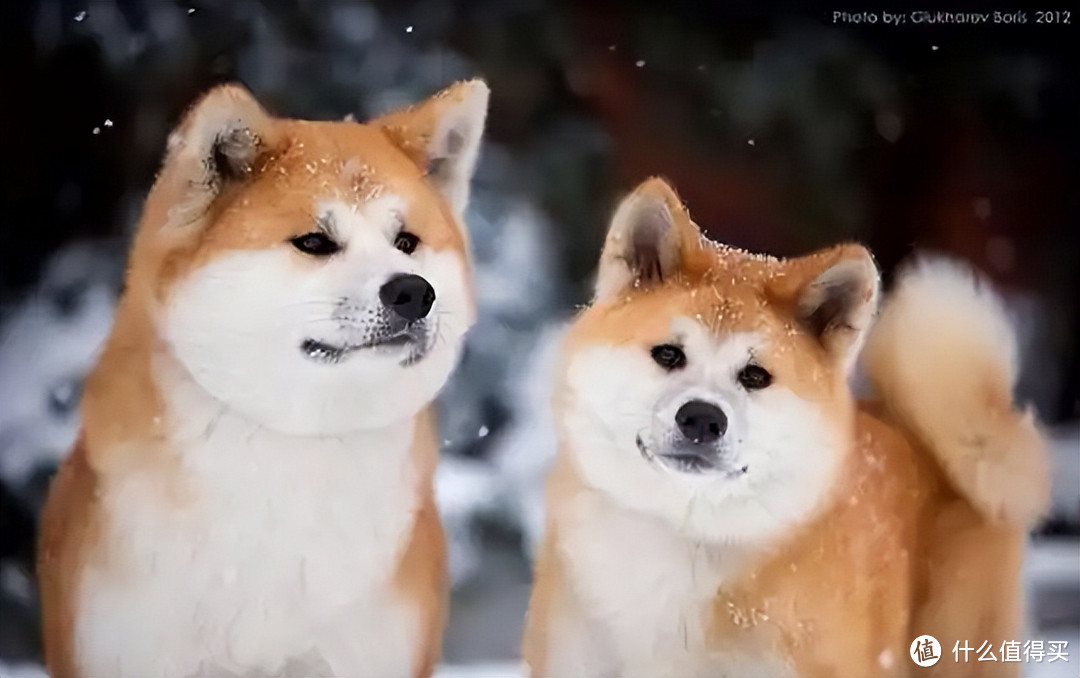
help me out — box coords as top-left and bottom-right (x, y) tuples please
(558, 490), (792, 678)
(76, 371), (424, 677)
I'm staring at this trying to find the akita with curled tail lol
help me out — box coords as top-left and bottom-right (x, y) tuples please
(38, 80), (489, 678)
(523, 177), (1050, 677)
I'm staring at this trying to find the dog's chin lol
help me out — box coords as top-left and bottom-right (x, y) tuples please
(300, 330), (431, 367)
(636, 434), (748, 478)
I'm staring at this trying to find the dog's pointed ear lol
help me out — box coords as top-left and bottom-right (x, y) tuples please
(774, 244), (880, 371)
(153, 84), (278, 227)
(375, 79), (490, 215)
(594, 178), (701, 302)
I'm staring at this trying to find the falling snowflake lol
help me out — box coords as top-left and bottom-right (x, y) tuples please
(478, 425), (490, 439)
(92, 127), (101, 135)
(931, 45), (939, 51)
(878, 649), (895, 669)
(747, 138), (755, 146)
(103, 119), (113, 128)
(635, 60), (646, 68)
(74, 10), (87, 22)
(187, 7), (195, 15)
(405, 25), (414, 33)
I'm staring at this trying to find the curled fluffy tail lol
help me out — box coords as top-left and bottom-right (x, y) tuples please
(862, 256), (1050, 527)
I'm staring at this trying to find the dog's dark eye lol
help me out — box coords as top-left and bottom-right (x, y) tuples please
(290, 232), (340, 256)
(737, 364), (772, 390)
(394, 231), (420, 255)
(651, 344), (687, 371)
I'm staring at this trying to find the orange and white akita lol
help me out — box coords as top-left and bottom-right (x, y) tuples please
(523, 178), (1050, 677)
(37, 80), (489, 678)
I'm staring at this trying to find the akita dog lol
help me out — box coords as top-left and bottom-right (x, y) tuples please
(38, 80), (489, 678)
(523, 177), (1049, 677)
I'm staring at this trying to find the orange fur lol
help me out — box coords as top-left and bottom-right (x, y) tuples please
(394, 406), (450, 678)
(38, 438), (99, 678)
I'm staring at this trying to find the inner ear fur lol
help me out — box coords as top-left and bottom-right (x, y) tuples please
(593, 177), (703, 302)
(153, 84), (278, 228)
(771, 244), (881, 368)
(373, 79), (490, 215)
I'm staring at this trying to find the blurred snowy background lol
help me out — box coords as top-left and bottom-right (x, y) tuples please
(0, 1), (1077, 676)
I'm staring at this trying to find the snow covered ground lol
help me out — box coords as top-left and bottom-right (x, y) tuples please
(4, 633), (1078, 678)
(434, 663), (523, 678)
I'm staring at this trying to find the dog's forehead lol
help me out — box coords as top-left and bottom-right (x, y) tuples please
(676, 244), (794, 336)
(677, 280), (778, 341)
(257, 120), (421, 195)
(671, 314), (762, 358)
(685, 240), (785, 282)
(315, 194), (407, 236)
(230, 119), (464, 251)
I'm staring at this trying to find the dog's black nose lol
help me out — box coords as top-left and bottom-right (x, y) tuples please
(675, 400), (727, 444)
(379, 274), (436, 322)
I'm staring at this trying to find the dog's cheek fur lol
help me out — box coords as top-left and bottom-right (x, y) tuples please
(561, 344), (664, 506)
(163, 244), (471, 436)
(730, 387), (847, 541)
(163, 247), (344, 433)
